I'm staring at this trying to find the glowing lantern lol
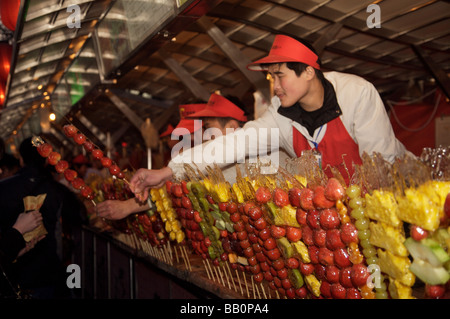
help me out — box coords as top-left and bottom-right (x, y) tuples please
(0, 0), (21, 31)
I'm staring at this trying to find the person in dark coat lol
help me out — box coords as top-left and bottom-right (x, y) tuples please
(0, 137), (86, 299)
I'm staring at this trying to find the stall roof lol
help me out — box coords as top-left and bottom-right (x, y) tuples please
(1, 0), (449, 153)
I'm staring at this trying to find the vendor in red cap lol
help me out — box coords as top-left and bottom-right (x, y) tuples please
(187, 93), (248, 135)
(128, 34), (413, 198)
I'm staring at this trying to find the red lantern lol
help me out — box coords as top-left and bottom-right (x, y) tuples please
(0, 42), (12, 82)
(0, 81), (6, 106)
(0, 0), (20, 31)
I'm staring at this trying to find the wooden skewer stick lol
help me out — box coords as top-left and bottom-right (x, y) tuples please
(260, 283), (267, 299)
(203, 260), (212, 280)
(182, 246), (192, 271)
(217, 265), (226, 287)
(226, 263), (237, 292)
(251, 275), (256, 299)
(243, 272), (250, 298)
(222, 264), (231, 290)
(206, 259), (216, 282)
(254, 278), (261, 299)
(174, 244), (180, 263)
(235, 269), (243, 296)
(180, 246), (189, 270)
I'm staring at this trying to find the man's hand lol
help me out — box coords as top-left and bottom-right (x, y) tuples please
(129, 166), (173, 201)
(96, 198), (149, 220)
(13, 211), (43, 235)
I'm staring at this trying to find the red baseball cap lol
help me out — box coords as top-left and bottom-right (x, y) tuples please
(159, 124), (174, 138)
(247, 34), (320, 71)
(187, 93), (247, 122)
(172, 103), (206, 136)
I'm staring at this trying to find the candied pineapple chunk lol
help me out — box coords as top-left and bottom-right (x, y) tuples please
(397, 181), (450, 232)
(388, 278), (415, 299)
(369, 221), (408, 256)
(377, 248), (415, 287)
(305, 274), (321, 297)
(365, 190), (401, 227)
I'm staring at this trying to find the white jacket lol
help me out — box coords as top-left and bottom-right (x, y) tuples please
(168, 71), (411, 178)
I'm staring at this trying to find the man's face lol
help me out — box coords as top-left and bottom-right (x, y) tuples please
(204, 118), (225, 136)
(267, 63), (311, 108)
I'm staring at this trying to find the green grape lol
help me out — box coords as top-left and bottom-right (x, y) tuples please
(346, 184), (361, 199)
(355, 218), (369, 231)
(363, 247), (377, 258)
(366, 256), (378, 265)
(375, 291), (388, 299)
(375, 281), (387, 292)
(350, 207), (365, 219)
(349, 197), (364, 210)
(358, 229), (371, 240)
(360, 238), (371, 249)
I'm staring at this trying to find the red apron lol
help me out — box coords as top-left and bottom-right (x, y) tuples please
(293, 117), (362, 185)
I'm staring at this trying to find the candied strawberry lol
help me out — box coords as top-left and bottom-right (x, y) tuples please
(306, 209), (320, 229)
(320, 281), (332, 298)
(324, 177), (345, 201)
(330, 283), (347, 299)
(270, 225), (286, 239)
(350, 264), (370, 287)
(325, 265), (340, 283)
(288, 187), (302, 207)
(346, 288), (361, 299)
(319, 208), (340, 230)
(302, 225), (314, 246)
(334, 248), (352, 269)
(299, 188), (315, 211)
(37, 143), (52, 158)
(63, 124), (77, 137)
(318, 247), (334, 266)
(92, 148), (103, 160)
(83, 140), (95, 152)
(47, 151), (61, 165)
(100, 156), (112, 168)
(273, 188), (289, 207)
(313, 186), (335, 209)
(308, 246), (319, 264)
(255, 186), (272, 204)
(299, 261), (314, 276)
(340, 222), (359, 244)
(286, 226), (302, 242)
(313, 229), (326, 247)
(74, 133), (86, 145)
(296, 208), (307, 225)
(326, 229), (345, 250)
(64, 169), (77, 182)
(71, 177), (85, 190)
(55, 160), (69, 173)
(171, 184), (183, 198)
(340, 267), (354, 288)
(314, 264), (326, 281)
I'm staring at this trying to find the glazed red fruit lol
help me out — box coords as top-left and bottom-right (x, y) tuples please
(286, 257), (299, 269)
(318, 247), (334, 266)
(299, 188), (315, 211)
(181, 196), (192, 210)
(171, 184), (183, 198)
(47, 151), (61, 165)
(314, 264), (326, 281)
(299, 262), (314, 276)
(296, 208), (307, 225)
(313, 229), (326, 247)
(320, 281), (332, 298)
(92, 148), (103, 160)
(313, 186), (335, 209)
(330, 283), (347, 299)
(258, 227), (271, 241)
(71, 177), (85, 190)
(266, 248), (281, 261)
(295, 287), (308, 299)
(254, 217), (267, 230)
(64, 169), (78, 182)
(325, 265), (340, 283)
(83, 140), (95, 152)
(308, 246), (319, 264)
(230, 212), (241, 223)
(74, 133), (86, 145)
(334, 247), (352, 269)
(346, 288), (361, 299)
(340, 267), (354, 288)
(306, 209), (320, 229)
(273, 188), (290, 207)
(286, 226), (302, 242)
(81, 185), (93, 199)
(37, 143), (52, 157)
(226, 202), (238, 214)
(340, 222), (359, 244)
(109, 164), (121, 176)
(248, 206), (263, 221)
(255, 186), (272, 204)
(425, 284), (445, 298)
(270, 225), (286, 239)
(264, 237), (277, 250)
(326, 229), (345, 250)
(63, 124), (77, 137)
(350, 264), (370, 287)
(410, 225), (428, 241)
(100, 156), (112, 168)
(301, 225), (314, 246)
(324, 177), (345, 201)
(288, 187), (302, 207)
(55, 160), (69, 173)
(319, 208), (340, 230)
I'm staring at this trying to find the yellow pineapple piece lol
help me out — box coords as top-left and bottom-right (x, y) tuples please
(294, 175), (307, 187)
(214, 182), (231, 202)
(388, 278), (415, 299)
(365, 190), (402, 227)
(305, 274), (321, 297)
(292, 241), (310, 263)
(369, 221), (408, 256)
(232, 183), (244, 203)
(397, 181), (450, 231)
(377, 248), (415, 286)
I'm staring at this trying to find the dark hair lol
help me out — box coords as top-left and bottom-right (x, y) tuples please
(19, 137), (46, 168)
(285, 62), (325, 83)
(212, 95), (248, 128)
